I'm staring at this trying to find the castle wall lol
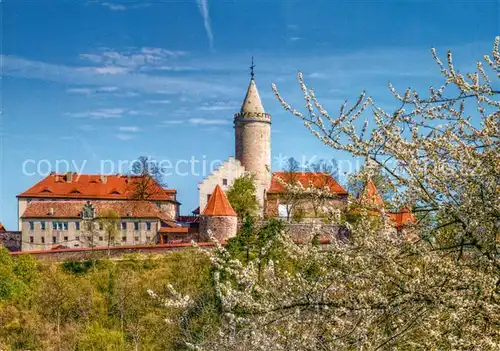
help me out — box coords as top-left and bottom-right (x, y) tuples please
(199, 215), (237, 242)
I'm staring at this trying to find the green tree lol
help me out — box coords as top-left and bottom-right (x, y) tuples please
(226, 174), (259, 219)
(99, 209), (120, 255)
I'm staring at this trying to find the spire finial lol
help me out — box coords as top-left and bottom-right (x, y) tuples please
(250, 56), (255, 79)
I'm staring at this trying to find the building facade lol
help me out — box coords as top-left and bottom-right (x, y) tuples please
(20, 200), (180, 251)
(17, 173), (182, 251)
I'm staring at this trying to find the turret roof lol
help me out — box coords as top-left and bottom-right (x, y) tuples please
(240, 79), (265, 114)
(202, 185), (237, 217)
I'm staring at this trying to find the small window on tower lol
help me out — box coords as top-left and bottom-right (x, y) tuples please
(222, 178), (228, 186)
(207, 194), (211, 202)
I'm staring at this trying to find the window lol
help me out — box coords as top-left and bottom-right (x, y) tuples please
(41, 237), (45, 244)
(222, 178), (228, 186)
(52, 236), (56, 244)
(57, 222), (63, 230)
(146, 222), (151, 231)
(146, 236), (151, 242)
(75, 222), (80, 231)
(63, 236), (68, 241)
(41, 221), (46, 231)
(278, 204), (291, 218)
(75, 236), (80, 241)
(122, 236), (127, 242)
(29, 236), (34, 243)
(110, 236), (115, 241)
(134, 236), (139, 242)
(121, 222), (126, 230)
(53, 222), (57, 230)
(63, 222), (68, 230)
(99, 223), (104, 231)
(134, 222), (139, 231)
(29, 221), (34, 230)
(99, 236), (103, 241)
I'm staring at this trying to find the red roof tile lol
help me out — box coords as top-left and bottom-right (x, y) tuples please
(17, 174), (176, 201)
(21, 200), (176, 225)
(388, 209), (416, 228)
(268, 172), (347, 194)
(202, 185), (237, 216)
(358, 180), (384, 207)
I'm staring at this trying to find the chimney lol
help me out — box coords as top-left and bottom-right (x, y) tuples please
(127, 174), (132, 183)
(100, 175), (107, 184)
(49, 208), (54, 216)
(66, 172), (73, 183)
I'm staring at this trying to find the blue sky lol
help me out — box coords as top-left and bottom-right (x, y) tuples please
(1, 0), (498, 228)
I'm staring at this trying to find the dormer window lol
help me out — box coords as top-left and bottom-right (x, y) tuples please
(70, 189), (81, 195)
(110, 189), (121, 195)
(40, 187), (53, 194)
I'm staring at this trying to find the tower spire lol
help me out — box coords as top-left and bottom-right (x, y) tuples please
(250, 56), (255, 80)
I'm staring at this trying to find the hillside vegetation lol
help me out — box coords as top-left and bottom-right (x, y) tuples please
(0, 247), (218, 350)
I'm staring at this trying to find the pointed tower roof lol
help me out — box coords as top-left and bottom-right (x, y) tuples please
(358, 180), (385, 207)
(241, 78), (265, 114)
(202, 185), (237, 217)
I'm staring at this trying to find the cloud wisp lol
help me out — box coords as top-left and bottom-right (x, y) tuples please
(196, 0), (214, 50)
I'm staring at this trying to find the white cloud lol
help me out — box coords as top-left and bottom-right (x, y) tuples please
(119, 126), (141, 132)
(188, 118), (229, 125)
(67, 86), (120, 94)
(146, 99), (172, 104)
(101, 2), (127, 11)
(198, 101), (238, 111)
(93, 66), (129, 75)
(67, 108), (126, 119)
(196, 0), (214, 50)
(161, 118), (229, 126)
(116, 133), (135, 141)
(162, 120), (183, 125)
(308, 72), (328, 79)
(100, 2), (151, 11)
(67, 87), (93, 94)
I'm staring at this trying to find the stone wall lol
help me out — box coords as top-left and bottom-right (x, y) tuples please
(9, 242), (216, 261)
(199, 215), (238, 242)
(0, 231), (22, 252)
(266, 193), (349, 218)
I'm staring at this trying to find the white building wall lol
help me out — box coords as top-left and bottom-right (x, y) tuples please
(198, 157), (246, 213)
(21, 218), (160, 251)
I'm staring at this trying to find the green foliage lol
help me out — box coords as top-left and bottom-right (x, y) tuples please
(226, 174), (259, 218)
(0, 249), (217, 350)
(291, 207), (306, 223)
(0, 249), (39, 302)
(62, 259), (100, 275)
(77, 323), (127, 350)
(227, 217), (286, 268)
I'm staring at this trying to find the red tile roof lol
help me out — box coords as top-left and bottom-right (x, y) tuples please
(358, 180), (384, 206)
(202, 185), (237, 216)
(21, 200), (176, 225)
(0, 222), (5, 233)
(268, 172), (347, 194)
(17, 174), (176, 201)
(389, 209), (416, 228)
(159, 227), (189, 233)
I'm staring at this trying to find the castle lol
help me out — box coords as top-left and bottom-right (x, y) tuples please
(6, 68), (414, 252)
